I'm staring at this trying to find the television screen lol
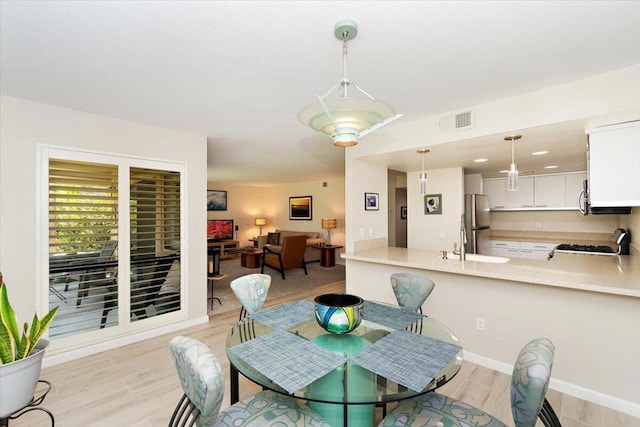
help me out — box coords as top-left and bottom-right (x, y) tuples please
(207, 219), (234, 241)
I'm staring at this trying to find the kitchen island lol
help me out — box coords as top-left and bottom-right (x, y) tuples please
(341, 247), (640, 418)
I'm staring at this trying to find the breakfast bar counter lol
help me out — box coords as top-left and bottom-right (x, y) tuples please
(341, 246), (640, 416)
(341, 247), (640, 298)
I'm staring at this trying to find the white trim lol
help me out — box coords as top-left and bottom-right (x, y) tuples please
(42, 315), (208, 368)
(464, 350), (640, 418)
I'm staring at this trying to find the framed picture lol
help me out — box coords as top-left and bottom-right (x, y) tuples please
(289, 195), (312, 220)
(207, 190), (227, 211)
(364, 192), (379, 211)
(424, 194), (442, 215)
(400, 206), (407, 219)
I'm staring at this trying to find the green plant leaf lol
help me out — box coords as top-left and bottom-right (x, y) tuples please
(0, 322), (14, 364)
(16, 324), (30, 359)
(0, 285), (18, 360)
(28, 306), (59, 355)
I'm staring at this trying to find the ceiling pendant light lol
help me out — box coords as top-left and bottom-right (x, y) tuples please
(297, 19), (403, 147)
(417, 149), (429, 196)
(505, 135), (522, 191)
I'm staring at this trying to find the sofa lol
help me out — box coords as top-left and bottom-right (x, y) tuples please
(256, 229), (325, 262)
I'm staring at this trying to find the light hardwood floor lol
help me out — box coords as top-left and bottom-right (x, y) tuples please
(13, 280), (639, 427)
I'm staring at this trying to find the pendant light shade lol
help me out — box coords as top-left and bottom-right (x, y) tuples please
(505, 135), (521, 192)
(297, 19), (402, 147)
(418, 149), (429, 196)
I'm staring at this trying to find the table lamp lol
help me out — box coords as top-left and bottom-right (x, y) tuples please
(254, 218), (267, 236)
(321, 218), (337, 246)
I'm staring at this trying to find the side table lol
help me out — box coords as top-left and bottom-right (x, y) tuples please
(0, 380), (54, 426)
(241, 250), (262, 268)
(316, 245), (343, 268)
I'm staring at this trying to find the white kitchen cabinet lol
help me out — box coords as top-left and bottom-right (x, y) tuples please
(487, 240), (520, 258)
(483, 179), (506, 209)
(565, 171), (587, 207)
(505, 176), (534, 208)
(534, 175), (565, 208)
(587, 121), (640, 207)
(484, 171), (586, 210)
(519, 241), (556, 260)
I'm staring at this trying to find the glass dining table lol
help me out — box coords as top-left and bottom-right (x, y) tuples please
(225, 299), (463, 427)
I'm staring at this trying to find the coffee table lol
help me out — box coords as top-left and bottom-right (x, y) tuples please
(240, 250), (262, 268)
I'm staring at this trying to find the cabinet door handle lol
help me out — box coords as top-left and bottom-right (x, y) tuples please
(535, 204), (547, 207)
(522, 205), (533, 208)
(494, 205), (505, 208)
(495, 243), (507, 246)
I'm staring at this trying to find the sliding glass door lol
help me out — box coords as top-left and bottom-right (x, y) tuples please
(45, 150), (183, 340)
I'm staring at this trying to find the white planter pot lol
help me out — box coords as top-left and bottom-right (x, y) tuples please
(0, 339), (49, 417)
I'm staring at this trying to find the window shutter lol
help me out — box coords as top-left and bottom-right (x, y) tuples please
(48, 159), (119, 337)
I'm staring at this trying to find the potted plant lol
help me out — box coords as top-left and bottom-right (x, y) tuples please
(0, 282), (59, 417)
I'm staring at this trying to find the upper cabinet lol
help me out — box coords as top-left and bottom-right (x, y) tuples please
(483, 171), (586, 211)
(505, 176), (534, 209)
(587, 121), (640, 207)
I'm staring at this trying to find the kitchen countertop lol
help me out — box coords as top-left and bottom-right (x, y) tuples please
(341, 247), (640, 298)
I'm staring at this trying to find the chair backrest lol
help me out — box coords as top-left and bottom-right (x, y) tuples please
(390, 273), (435, 313)
(97, 240), (118, 262)
(510, 338), (555, 427)
(169, 336), (224, 426)
(230, 274), (271, 317)
(279, 235), (307, 269)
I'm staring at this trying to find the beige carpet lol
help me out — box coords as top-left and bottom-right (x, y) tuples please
(208, 257), (346, 315)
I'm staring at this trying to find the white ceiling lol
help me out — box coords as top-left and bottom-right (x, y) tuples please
(2, 1), (639, 185)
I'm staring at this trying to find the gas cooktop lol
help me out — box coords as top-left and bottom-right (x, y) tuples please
(555, 244), (616, 255)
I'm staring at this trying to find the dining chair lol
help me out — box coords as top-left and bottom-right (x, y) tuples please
(229, 273), (271, 321)
(379, 338), (561, 427)
(76, 240), (118, 307)
(168, 336), (330, 427)
(390, 272), (436, 314)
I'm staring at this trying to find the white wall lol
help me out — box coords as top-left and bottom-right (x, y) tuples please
(407, 167), (464, 251)
(346, 158), (389, 252)
(0, 96), (208, 354)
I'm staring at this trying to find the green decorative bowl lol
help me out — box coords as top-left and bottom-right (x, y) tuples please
(314, 293), (364, 334)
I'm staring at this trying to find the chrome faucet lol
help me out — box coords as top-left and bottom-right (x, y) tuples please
(454, 213), (467, 260)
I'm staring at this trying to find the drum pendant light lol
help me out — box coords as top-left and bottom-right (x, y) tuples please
(297, 19), (402, 147)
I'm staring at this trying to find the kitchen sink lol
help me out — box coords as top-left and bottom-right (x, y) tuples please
(442, 253), (510, 263)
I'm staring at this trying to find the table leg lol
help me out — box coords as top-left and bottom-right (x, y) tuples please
(230, 364), (240, 404)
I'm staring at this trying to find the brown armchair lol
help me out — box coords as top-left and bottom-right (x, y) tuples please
(261, 234), (308, 280)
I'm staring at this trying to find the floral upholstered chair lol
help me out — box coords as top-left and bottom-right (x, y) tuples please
(169, 336), (329, 427)
(229, 274), (271, 321)
(379, 338), (561, 427)
(390, 273), (436, 314)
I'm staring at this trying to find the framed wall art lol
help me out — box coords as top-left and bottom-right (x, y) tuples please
(364, 192), (379, 211)
(207, 190), (227, 211)
(424, 194), (442, 215)
(289, 195), (312, 220)
(400, 206), (407, 219)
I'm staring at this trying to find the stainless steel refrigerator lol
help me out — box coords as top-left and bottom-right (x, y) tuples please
(464, 194), (491, 254)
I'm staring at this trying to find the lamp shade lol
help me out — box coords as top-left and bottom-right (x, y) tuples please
(321, 218), (337, 229)
(254, 218), (267, 226)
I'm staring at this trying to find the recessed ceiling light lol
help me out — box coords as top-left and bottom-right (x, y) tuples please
(532, 150), (549, 156)
(499, 169), (509, 173)
(474, 158), (488, 163)
(544, 165), (558, 169)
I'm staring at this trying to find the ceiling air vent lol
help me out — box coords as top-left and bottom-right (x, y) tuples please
(439, 110), (474, 131)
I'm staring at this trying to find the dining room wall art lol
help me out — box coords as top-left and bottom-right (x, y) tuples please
(289, 195), (312, 220)
(207, 190), (227, 211)
(424, 194), (442, 215)
(400, 206), (407, 219)
(364, 192), (379, 211)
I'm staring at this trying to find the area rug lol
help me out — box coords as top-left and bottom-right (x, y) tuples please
(208, 257), (346, 316)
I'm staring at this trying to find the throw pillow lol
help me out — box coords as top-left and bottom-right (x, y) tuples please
(267, 232), (280, 245)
